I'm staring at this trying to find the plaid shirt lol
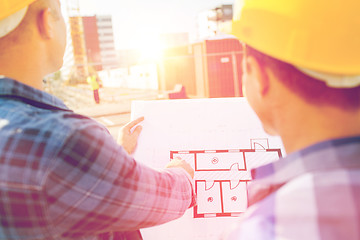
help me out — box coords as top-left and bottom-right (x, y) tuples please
(224, 136), (360, 240)
(0, 78), (195, 240)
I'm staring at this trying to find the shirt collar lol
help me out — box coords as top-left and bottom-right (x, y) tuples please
(0, 77), (70, 111)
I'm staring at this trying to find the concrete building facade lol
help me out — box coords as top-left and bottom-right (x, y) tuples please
(95, 15), (118, 70)
(82, 15), (118, 71)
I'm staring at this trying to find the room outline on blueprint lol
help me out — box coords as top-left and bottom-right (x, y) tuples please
(170, 138), (282, 218)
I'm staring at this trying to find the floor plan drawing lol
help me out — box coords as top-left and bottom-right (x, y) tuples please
(132, 98), (286, 239)
(170, 139), (282, 218)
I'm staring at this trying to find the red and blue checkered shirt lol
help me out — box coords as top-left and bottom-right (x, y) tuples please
(0, 78), (195, 239)
(224, 136), (360, 240)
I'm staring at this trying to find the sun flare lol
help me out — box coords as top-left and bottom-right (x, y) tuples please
(135, 32), (164, 62)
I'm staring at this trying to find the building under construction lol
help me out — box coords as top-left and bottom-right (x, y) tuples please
(65, 0), (118, 84)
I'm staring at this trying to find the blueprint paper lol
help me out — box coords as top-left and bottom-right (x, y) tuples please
(131, 98), (285, 240)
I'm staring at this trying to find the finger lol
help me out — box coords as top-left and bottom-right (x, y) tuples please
(132, 125), (142, 138)
(124, 117), (145, 131)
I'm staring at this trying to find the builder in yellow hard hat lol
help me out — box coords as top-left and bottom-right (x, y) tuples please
(0, 1), (195, 239)
(224, 0), (360, 239)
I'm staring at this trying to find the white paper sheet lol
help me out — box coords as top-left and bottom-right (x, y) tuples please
(131, 98), (285, 240)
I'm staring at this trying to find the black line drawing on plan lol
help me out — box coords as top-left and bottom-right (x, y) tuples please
(170, 138), (282, 218)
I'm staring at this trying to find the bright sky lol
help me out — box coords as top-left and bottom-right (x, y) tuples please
(77, 0), (233, 50)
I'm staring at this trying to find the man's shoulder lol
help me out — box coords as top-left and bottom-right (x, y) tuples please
(274, 168), (360, 210)
(0, 98), (108, 147)
(241, 169), (360, 239)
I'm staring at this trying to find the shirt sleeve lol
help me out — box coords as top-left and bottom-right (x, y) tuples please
(44, 122), (195, 238)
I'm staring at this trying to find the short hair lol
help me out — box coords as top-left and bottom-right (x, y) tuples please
(244, 45), (360, 111)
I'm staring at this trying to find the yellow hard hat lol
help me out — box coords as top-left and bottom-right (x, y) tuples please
(232, 0), (360, 76)
(0, 0), (37, 20)
(0, 0), (37, 37)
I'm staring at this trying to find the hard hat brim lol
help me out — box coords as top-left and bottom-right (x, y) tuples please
(0, 6), (28, 38)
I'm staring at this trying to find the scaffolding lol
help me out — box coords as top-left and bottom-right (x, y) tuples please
(66, 0), (88, 84)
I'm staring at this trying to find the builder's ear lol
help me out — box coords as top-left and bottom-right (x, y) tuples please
(37, 8), (54, 39)
(246, 55), (270, 96)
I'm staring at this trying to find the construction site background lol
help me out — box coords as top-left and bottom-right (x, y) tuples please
(43, 75), (159, 112)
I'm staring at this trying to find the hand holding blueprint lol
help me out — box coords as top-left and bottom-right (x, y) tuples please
(131, 98), (284, 240)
